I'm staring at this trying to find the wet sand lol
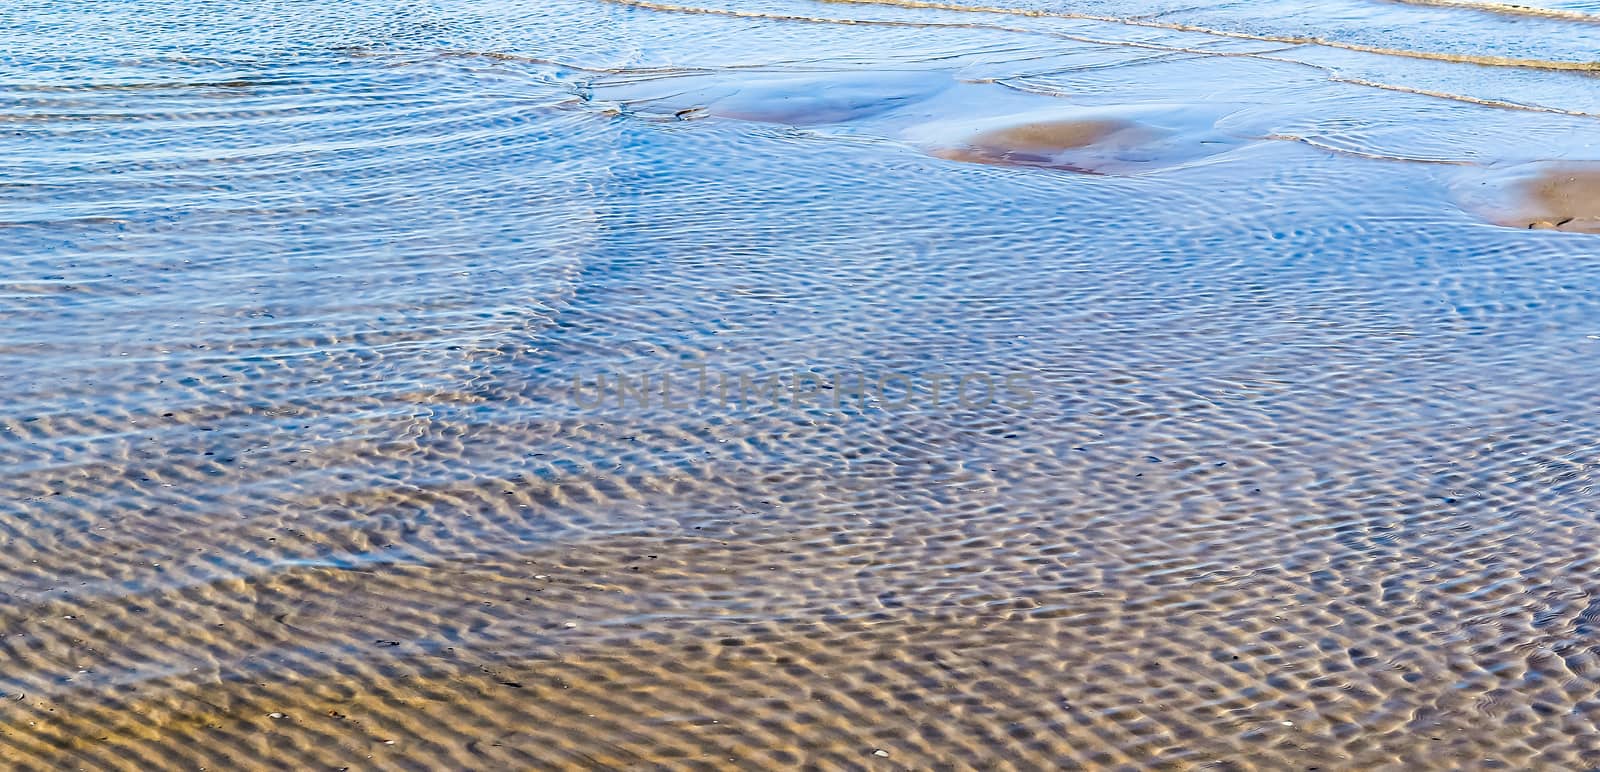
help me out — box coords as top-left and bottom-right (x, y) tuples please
(5, 0), (1600, 769)
(1454, 163), (1600, 233)
(913, 105), (1245, 175)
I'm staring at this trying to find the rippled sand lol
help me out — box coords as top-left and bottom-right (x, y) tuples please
(5, 0), (1600, 769)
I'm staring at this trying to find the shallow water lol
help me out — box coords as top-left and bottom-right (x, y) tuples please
(4, 0), (1600, 768)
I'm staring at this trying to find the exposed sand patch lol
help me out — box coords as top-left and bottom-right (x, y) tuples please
(908, 104), (1245, 175)
(1455, 162), (1600, 233)
(931, 118), (1160, 173)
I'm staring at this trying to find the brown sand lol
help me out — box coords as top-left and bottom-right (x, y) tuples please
(931, 118), (1155, 172)
(1456, 162), (1600, 233)
(913, 106), (1245, 175)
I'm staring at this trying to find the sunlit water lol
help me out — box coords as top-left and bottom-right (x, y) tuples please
(3, 0), (1600, 768)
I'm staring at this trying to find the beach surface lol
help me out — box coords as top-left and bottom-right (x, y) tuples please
(4, 0), (1600, 768)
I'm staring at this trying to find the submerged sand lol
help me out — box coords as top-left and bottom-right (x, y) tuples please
(8, 0), (1600, 768)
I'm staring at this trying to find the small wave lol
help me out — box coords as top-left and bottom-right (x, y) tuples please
(801, 0), (1600, 72)
(596, 0), (1600, 119)
(1383, 0), (1600, 23)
